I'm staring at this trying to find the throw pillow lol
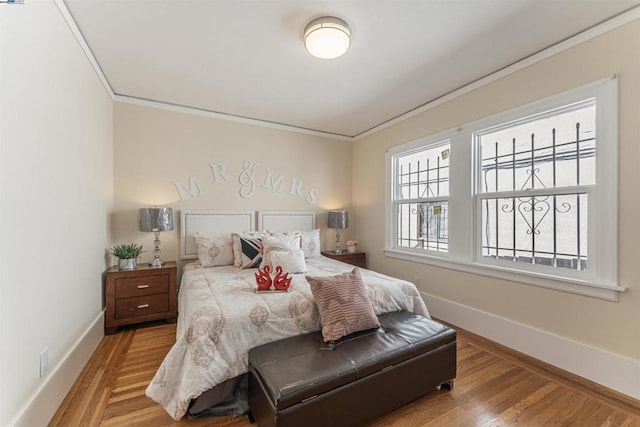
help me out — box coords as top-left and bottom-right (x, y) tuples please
(193, 232), (234, 267)
(306, 268), (379, 342)
(270, 249), (307, 273)
(260, 234), (301, 269)
(300, 229), (321, 258)
(232, 231), (266, 267)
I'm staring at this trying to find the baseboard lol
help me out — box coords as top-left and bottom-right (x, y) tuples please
(10, 310), (105, 427)
(422, 292), (640, 400)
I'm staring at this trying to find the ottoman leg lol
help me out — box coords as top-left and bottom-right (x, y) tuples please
(441, 379), (454, 390)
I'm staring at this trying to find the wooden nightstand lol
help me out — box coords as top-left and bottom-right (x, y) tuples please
(104, 261), (177, 334)
(321, 251), (366, 268)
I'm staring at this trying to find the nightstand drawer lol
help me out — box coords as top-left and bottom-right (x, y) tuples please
(115, 294), (169, 319)
(115, 275), (169, 298)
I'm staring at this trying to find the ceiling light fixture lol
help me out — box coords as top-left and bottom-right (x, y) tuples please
(304, 16), (351, 59)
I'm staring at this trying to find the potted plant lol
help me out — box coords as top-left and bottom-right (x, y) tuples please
(110, 243), (144, 270)
(346, 240), (357, 253)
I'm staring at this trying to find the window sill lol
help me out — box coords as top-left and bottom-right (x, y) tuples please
(383, 248), (625, 301)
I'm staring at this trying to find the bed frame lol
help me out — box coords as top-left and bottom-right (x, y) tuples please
(180, 210), (315, 260)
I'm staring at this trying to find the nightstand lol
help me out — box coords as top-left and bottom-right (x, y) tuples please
(104, 261), (177, 334)
(321, 251), (366, 268)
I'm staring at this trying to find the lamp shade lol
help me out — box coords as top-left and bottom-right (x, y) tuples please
(139, 207), (174, 232)
(327, 210), (349, 229)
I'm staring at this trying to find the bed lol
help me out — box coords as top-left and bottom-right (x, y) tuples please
(146, 210), (430, 421)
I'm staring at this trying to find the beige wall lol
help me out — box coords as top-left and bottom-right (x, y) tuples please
(353, 21), (640, 360)
(113, 103), (353, 268)
(0, 2), (113, 424)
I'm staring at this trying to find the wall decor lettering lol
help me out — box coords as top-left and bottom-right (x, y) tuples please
(173, 160), (319, 204)
(172, 176), (202, 201)
(239, 160), (258, 198)
(209, 163), (230, 183)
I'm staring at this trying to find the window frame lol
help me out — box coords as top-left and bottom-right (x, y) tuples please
(385, 76), (622, 301)
(391, 139), (451, 255)
(473, 98), (596, 277)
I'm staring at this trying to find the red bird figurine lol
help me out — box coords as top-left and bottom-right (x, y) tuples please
(273, 265), (292, 291)
(255, 265), (272, 291)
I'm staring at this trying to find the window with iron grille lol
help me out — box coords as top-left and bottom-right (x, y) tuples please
(476, 100), (594, 271)
(393, 142), (450, 254)
(385, 77), (619, 300)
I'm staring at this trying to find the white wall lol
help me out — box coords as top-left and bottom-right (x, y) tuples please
(0, 2), (113, 425)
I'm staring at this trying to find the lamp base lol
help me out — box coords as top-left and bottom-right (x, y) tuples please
(150, 230), (164, 267)
(150, 258), (164, 268)
(334, 230), (343, 254)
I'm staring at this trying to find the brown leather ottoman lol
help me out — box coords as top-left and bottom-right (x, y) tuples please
(248, 310), (456, 427)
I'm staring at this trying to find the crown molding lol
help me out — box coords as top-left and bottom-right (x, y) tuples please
(113, 95), (353, 141)
(353, 6), (640, 141)
(54, 0), (639, 142)
(54, 0), (115, 100)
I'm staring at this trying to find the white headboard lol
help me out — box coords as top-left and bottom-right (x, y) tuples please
(258, 211), (315, 232)
(180, 210), (317, 260)
(180, 210), (254, 260)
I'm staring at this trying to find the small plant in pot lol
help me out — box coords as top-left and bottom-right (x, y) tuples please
(110, 243), (144, 270)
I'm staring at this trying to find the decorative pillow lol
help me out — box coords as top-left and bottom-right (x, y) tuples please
(306, 268), (379, 342)
(232, 232), (266, 268)
(300, 229), (321, 258)
(260, 234), (302, 268)
(193, 232), (234, 267)
(268, 230), (301, 241)
(270, 249), (307, 273)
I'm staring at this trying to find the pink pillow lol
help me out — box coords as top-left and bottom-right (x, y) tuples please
(306, 268), (379, 342)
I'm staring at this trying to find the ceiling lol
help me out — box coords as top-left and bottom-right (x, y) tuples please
(63, 0), (639, 139)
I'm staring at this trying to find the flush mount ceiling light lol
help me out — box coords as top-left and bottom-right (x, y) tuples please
(304, 16), (351, 59)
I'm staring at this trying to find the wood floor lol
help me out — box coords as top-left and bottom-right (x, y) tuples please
(50, 321), (640, 427)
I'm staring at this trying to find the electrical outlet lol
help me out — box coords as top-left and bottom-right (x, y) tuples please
(40, 348), (48, 377)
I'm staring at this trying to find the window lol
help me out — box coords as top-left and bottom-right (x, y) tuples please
(393, 142), (450, 253)
(386, 77), (620, 300)
(477, 100), (594, 271)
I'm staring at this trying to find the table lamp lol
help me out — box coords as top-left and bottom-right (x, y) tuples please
(327, 210), (349, 254)
(139, 207), (174, 267)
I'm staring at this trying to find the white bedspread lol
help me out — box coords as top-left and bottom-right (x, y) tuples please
(146, 256), (429, 420)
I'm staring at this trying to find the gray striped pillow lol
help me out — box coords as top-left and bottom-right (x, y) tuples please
(306, 268), (379, 342)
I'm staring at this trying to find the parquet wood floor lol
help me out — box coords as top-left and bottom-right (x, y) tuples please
(50, 321), (640, 426)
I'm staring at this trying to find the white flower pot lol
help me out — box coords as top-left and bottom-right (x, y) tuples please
(347, 246), (356, 253)
(118, 258), (138, 270)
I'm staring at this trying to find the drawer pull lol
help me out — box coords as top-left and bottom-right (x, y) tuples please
(137, 304), (150, 309)
(137, 284), (150, 289)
